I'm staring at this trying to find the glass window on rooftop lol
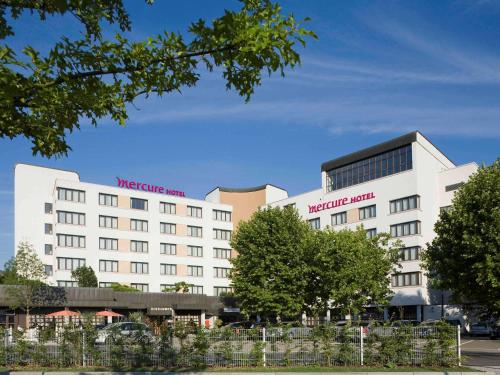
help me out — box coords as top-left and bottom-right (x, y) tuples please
(326, 144), (412, 192)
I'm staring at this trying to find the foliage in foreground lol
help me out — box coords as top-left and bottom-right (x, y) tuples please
(423, 159), (500, 317)
(0, 322), (459, 369)
(230, 206), (401, 319)
(0, 0), (316, 157)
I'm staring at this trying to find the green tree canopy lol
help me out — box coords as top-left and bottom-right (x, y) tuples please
(110, 283), (140, 292)
(0, 0), (315, 157)
(423, 159), (500, 317)
(308, 228), (400, 316)
(71, 266), (98, 287)
(230, 207), (401, 319)
(230, 206), (313, 319)
(5, 242), (47, 327)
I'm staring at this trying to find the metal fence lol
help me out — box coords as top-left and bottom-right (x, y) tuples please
(0, 325), (460, 368)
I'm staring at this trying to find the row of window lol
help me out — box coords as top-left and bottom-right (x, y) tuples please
(391, 272), (421, 287)
(56, 281), (232, 295)
(95, 259), (230, 278)
(326, 144), (413, 192)
(56, 189), (232, 222)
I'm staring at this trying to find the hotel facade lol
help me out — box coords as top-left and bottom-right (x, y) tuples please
(14, 131), (477, 321)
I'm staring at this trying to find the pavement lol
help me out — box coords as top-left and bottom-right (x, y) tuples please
(461, 336), (500, 373)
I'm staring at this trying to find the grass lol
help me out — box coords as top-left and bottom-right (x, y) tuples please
(0, 366), (477, 372)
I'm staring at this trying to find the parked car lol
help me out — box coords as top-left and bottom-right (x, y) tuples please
(445, 319), (466, 335)
(95, 322), (154, 344)
(469, 323), (490, 337)
(489, 321), (500, 340)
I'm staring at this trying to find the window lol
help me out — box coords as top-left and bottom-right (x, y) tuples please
(99, 193), (117, 206)
(99, 282), (113, 288)
(366, 228), (377, 239)
(213, 228), (231, 240)
(399, 246), (420, 261)
(131, 240), (148, 253)
(390, 221), (421, 237)
(187, 265), (203, 277)
(131, 283), (149, 292)
(57, 257), (85, 271)
(214, 267), (230, 278)
(189, 285), (204, 294)
(391, 272), (421, 287)
(188, 245), (203, 257)
(44, 244), (53, 255)
(160, 243), (176, 255)
(213, 209), (231, 222)
(160, 222), (176, 234)
(99, 237), (118, 250)
(131, 262), (149, 274)
(130, 219), (148, 232)
(57, 280), (78, 288)
(99, 215), (117, 229)
(57, 211), (85, 225)
(326, 144), (412, 192)
(160, 202), (176, 214)
(331, 211), (347, 226)
(44, 203), (53, 214)
(57, 234), (85, 248)
(99, 260), (118, 272)
(188, 226), (203, 238)
(214, 286), (233, 296)
(359, 205), (376, 220)
(214, 248), (231, 259)
(284, 203), (296, 210)
(45, 223), (53, 234)
(308, 217), (320, 230)
(131, 197), (148, 211)
(390, 195), (420, 214)
(44, 265), (53, 276)
(187, 206), (202, 218)
(160, 263), (177, 275)
(445, 182), (464, 192)
(57, 187), (85, 203)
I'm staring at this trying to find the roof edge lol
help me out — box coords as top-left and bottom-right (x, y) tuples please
(205, 183), (286, 196)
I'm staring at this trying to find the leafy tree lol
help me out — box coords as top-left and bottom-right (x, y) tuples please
(230, 206), (313, 319)
(0, 257), (20, 284)
(71, 266), (98, 287)
(307, 228), (400, 316)
(110, 283), (140, 292)
(162, 281), (193, 293)
(5, 242), (47, 328)
(0, 0), (316, 157)
(423, 159), (500, 317)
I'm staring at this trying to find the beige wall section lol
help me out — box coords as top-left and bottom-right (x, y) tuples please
(118, 217), (130, 230)
(118, 195), (129, 209)
(118, 261), (130, 274)
(177, 264), (187, 276)
(118, 239), (130, 252)
(177, 224), (187, 236)
(346, 208), (358, 224)
(219, 189), (267, 229)
(177, 244), (187, 257)
(176, 204), (187, 216)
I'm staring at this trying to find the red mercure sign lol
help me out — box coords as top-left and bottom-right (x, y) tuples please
(308, 192), (375, 214)
(116, 177), (185, 197)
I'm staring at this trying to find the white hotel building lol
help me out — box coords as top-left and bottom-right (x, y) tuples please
(14, 131), (477, 321)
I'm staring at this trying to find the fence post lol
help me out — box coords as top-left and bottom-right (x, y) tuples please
(82, 330), (87, 367)
(359, 326), (364, 366)
(262, 327), (266, 367)
(456, 325), (461, 367)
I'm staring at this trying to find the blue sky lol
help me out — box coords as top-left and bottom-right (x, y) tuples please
(1, 0), (499, 265)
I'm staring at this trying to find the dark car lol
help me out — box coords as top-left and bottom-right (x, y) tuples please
(489, 321), (500, 340)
